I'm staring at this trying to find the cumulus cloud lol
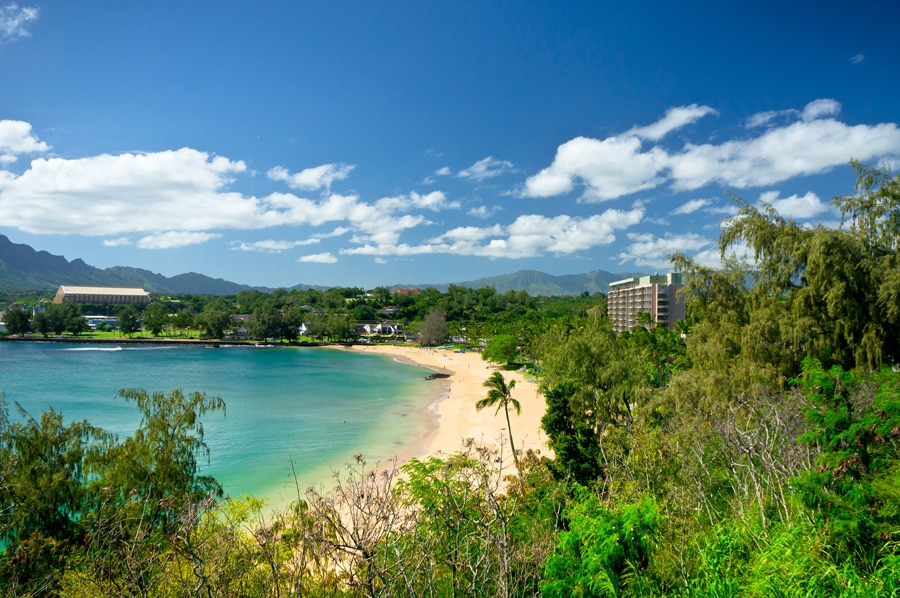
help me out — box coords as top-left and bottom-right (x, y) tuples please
(671, 198), (711, 215)
(0, 4), (38, 43)
(627, 104), (717, 141)
(747, 99), (840, 129)
(0, 120), (49, 163)
(0, 135), (456, 252)
(267, 163), (354, 191)
(670, 117), (900, 190)
(231, 238), (320, 253)
(758, 190), (831, 220)
(136, 231), (221, 249)
(103, 237), (132, 247)
(524, 135), (668, 201)
(0, 148), (251, 235)
(299, 252), (338, 264)
(376, 190), (458, 212)
(468, 205), (500, 219)
(342, 207), (644, 260)
(525, 100), (900, 201)
(457, 156), (514, 181)
(801, 99), (840, 121)
(618, 232), (715, 270)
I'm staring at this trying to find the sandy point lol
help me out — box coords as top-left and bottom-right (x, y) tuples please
(339, 343), (551, 476)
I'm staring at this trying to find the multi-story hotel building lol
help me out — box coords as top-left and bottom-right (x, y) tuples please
(607, 273), (685, 333)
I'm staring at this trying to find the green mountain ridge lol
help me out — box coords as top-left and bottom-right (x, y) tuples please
(0, 234), (639, 296)
(411, 268), (642, 295)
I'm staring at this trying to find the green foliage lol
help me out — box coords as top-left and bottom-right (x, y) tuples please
(540, 315), (648, 435)
(0, 400), (112, 547)
(541, 381), (603, 484)
(477, 371), (522, 473)
(116, 304), (141, 337)
(416, 307), (448, 346)
(791, 359), (900, 563)
(482, 333), (520, 366)
(0, 388), (225, 594)
(105, 388), (225, 526)
(143, 301), (169, 336)
(542, 494), (661, 597)
(2, 302), (30, 334)
(620, 321), (687, 388)
(704, 162), (900, 370)
(197, 303), (232, 339)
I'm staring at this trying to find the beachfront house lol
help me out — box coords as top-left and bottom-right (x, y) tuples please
(356, 320), (403, 338)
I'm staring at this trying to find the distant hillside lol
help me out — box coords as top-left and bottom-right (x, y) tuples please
(407, 268), (644, 296)
(0, 234), (253, 295)
(1, 234), (643, 297)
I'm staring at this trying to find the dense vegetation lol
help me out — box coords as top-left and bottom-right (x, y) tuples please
(2, 163), (899, 596)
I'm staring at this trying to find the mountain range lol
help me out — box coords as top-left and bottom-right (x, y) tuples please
(0, 234), (640, 296)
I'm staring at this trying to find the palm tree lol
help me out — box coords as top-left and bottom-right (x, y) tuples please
(476, 372), (522, 474)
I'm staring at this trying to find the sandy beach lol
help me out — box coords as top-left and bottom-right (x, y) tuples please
(341, 343), (551, 476)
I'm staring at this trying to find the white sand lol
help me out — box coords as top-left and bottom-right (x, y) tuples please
(341, 344), (551, 475)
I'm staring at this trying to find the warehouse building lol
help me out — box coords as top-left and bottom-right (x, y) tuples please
(53, 285), (151, 305)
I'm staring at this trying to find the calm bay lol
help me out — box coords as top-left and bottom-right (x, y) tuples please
(0, 341), (435, 509)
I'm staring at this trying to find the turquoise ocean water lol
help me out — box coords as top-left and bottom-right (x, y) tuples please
(0, 342), (436, 509)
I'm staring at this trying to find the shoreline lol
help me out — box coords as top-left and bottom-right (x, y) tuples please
(3, 336), (552, 493)
(336, 343), (551, 477)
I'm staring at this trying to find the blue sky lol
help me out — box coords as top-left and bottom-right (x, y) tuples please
(1, 2), (899, 289)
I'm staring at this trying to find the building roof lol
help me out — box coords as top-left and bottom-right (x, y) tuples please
(58, 286), (150, 296)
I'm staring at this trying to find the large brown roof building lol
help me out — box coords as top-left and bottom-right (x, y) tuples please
(53, 285), (151, 305)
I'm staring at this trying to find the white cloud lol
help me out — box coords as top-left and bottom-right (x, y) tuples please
(0, 143), (441, 249)
(434, 166), (452, 176)
(0, 4), (38, 43)
(758, 190), (831, 220)
(669, 117), (900, 190)
(457, 156), (514, 181)
(135, 231), (221, 249)
(0, 120), (49, 163)
(468, 204), (500, 219)
(618, 232), (715, 270)
(526, 100), (900, 201)
(707, 203), (740, 216)
(801, 99), (840, 121)
(671, 198), (710, 215)
(343, 207), (644, 259)
(747, 99), (840, 129)
(745, 110), (783, 128)
(299, 252), (338, 264)
(524, 135), (668, 201)
(103, 237), (132, 247)
(376, 190), (457, 212)
(850, 53), (865, 64)
(231, 238), (320, 253)
(267, 163), (355, 191)
(627, 104), (717, 141)
(0, 148), (252, 235)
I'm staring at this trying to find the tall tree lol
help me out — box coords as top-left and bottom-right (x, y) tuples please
(417, 307), (448, 347)
(477, 372), (522, 474)
(704, 162), (900, 370)
(540, 315), (648, 436)
(117, 305), (141, 337)
(143, 302), (169, 337)
(482, 334), (519, 367)
(2, 303), (30, 335)
(198, 305), (232, 339)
